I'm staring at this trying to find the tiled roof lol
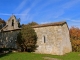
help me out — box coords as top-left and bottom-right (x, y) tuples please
(32, 21), (67, 28)
(1, 28), (21, 32)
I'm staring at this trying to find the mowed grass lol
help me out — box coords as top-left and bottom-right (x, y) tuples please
(0, 52), (80, 60)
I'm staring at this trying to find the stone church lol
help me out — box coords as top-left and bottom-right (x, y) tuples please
(0, 15), (21, 49)
(0, 15), (72, 55)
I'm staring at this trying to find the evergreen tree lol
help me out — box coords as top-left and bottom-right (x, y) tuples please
(17, 25), (37, 52)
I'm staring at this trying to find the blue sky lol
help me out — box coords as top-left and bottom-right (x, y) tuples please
(0, 0), (80, 28)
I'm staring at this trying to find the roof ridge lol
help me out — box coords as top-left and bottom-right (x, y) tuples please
(32, 21), (66, 28)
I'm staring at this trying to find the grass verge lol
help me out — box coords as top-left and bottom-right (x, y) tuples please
(0, 52), (80, 60)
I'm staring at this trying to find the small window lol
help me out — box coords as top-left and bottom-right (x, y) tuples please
(12, 19), (14, 26)
(44, 36), (46, 43)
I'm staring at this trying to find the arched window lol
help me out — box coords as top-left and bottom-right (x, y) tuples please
(12, 19), (14, 26)
(44, 36), (46, 43)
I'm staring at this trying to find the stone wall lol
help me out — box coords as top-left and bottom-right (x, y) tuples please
(33, 23), (72, 55)
(61, 24), (72, 54)
(0, 30), (20, 49)
(0, 21), (72, 55)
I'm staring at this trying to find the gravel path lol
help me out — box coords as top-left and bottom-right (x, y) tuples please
(43, 57), (61, 60)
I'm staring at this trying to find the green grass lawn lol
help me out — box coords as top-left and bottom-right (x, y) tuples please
(0, 52), (80, 60)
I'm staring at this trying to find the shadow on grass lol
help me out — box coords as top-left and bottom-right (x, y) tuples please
(0, 52), (12, 58)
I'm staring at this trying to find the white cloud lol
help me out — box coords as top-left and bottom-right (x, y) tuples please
(67, 19), (80, 23)
(70, 20), (80, 23)
(52, 0), (80, 19)
(40, 21), (52, 24)
(0, 13), (11, 15)
(20, 0), (41, 21)
(15, 0), (80, 24)
(62, 0), (80, 9)
(63, 18), (80, 28)
(0, 13), (27, 16)
(20, 0), (63, 21)
(14, 0), (27, 12)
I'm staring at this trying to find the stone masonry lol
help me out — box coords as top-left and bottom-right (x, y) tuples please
(33, 22), (72, 55)
(0, 29), (20, 48)
(0, 15), (21, 49)
(0, 15), (72, 55)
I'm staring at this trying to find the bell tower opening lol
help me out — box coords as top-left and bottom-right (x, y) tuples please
(12, 19), (14, 26)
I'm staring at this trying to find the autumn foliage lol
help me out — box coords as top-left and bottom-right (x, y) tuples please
(69, 26), (80, 52)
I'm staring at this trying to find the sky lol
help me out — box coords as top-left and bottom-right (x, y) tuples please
(0, 0), (80, 28)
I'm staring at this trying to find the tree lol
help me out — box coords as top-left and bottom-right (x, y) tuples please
(0, 18), (6, 24)
(69, 26), (80, 40)
(69, 26), (80, 52)
(17, 18), (21, 28)
(0, 18), (6, 29)
(17, 25), (37, 52)
(27, 21), (38, 26)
